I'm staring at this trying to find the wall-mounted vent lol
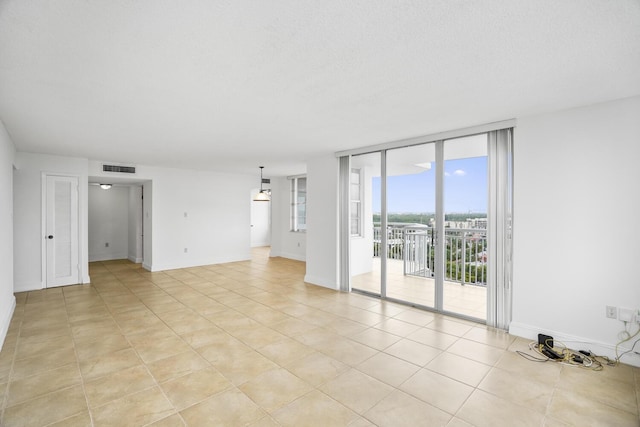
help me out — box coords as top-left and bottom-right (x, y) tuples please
(262, 178), (270, 184)
(103, 164), (136, 174)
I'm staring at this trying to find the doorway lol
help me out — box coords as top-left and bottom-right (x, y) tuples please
(251, 189), (271, 247)
(87, 179), (148, 266)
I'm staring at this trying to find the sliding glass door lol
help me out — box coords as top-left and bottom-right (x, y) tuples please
(385, 144), (437, 309)
(343, 126), (512, 326)
(441, 135), (488, 319)
(350, 135), (502, 323)
(378, 137), (488, 320)
(350, 152), (382, 296)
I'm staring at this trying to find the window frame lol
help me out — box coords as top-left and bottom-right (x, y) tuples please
(350, 168), (363, 237)
(290, 176), (307, 232)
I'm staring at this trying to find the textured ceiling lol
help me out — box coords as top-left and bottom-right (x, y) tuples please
(1, 0), (639, 176)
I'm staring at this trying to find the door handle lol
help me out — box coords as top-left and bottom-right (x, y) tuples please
(47, 235), (54, 239)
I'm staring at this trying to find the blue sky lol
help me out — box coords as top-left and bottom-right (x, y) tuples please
(372, 156), (487, 213)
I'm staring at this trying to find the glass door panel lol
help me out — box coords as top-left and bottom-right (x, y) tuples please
(343, 129), (508, 324)
(350, 152), (382, 295)
(442, 134), (488, 320)
(385, 144), (436, 308)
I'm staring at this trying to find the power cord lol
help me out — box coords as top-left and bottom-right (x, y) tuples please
(615, 323), (640, 363)
(517, 325), (640, 369)
(517, 340), (614, 370)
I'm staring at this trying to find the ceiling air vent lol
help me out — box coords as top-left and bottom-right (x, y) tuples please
(103, 164), (136, 174)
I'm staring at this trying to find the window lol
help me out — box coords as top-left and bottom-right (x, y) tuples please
(290, 176), (306, 231)
(350, 168), (362, 236)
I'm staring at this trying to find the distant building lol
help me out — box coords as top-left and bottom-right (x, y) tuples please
(470, 218), (487, 229)
(443, 218), (487, 229)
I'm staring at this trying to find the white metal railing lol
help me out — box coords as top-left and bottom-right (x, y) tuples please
(373, 225), (487, 285)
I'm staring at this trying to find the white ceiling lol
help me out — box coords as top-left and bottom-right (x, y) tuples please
(1, 1), (639, 177)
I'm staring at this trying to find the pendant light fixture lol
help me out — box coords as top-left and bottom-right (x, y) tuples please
(253, 166), (270, 201)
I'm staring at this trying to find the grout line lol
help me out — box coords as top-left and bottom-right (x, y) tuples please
(62, 284), (96, 427)
(96, 261), (182, 424)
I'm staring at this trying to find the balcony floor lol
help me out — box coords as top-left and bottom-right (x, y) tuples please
(352, 258), (486, 320)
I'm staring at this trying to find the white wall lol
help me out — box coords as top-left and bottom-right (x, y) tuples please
(88, 162), (254, 271)
(13, 152), (90, 292)
(304, 155), (339, 289)
(128, 186), (143, 263)
(510, 96), (640, 366)
(13, 154), (253, 288)
(88, 185), (129, 261)
(270, 177), (306, 261)
(0, 120), (16, 350)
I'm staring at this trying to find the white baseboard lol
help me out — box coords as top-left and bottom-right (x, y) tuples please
(14, 280), (43, 292)
(270, 251), (306, 262)
(147, 254), (251, 273)
(251, 241), (271, 248)
(89, 252), (129, 262)
(15, 277), (92, 291)
(303, 274), (338, 291)
(509, 321), (640, 368)
(0, 296), (16, 352)
(127, 255), (143, 263)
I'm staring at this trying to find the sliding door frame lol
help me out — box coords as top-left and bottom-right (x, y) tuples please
(339, 120), (515, 328)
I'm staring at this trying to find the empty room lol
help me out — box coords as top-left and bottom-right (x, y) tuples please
(0, 1), (639, 426)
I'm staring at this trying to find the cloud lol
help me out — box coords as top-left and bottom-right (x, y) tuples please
(453, 169), (466, 176)
(444, 172), (450, 177)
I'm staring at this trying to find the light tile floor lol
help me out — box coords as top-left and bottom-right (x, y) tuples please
(0, 248), (637, 426)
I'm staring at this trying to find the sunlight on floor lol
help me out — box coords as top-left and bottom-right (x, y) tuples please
(352, 258), (486, 320)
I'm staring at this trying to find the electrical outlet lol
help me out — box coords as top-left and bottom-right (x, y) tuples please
(606, 305), (617, 319)
(619, 308), (634, 322)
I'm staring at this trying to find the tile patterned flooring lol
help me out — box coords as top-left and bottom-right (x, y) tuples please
(0, 248), (638, 426)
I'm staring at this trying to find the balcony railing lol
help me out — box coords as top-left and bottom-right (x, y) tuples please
(373, 224), (487, 286)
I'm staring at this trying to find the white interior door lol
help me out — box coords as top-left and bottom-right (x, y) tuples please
(250, 192), (271, 247)
(46, 175), (79, 287)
